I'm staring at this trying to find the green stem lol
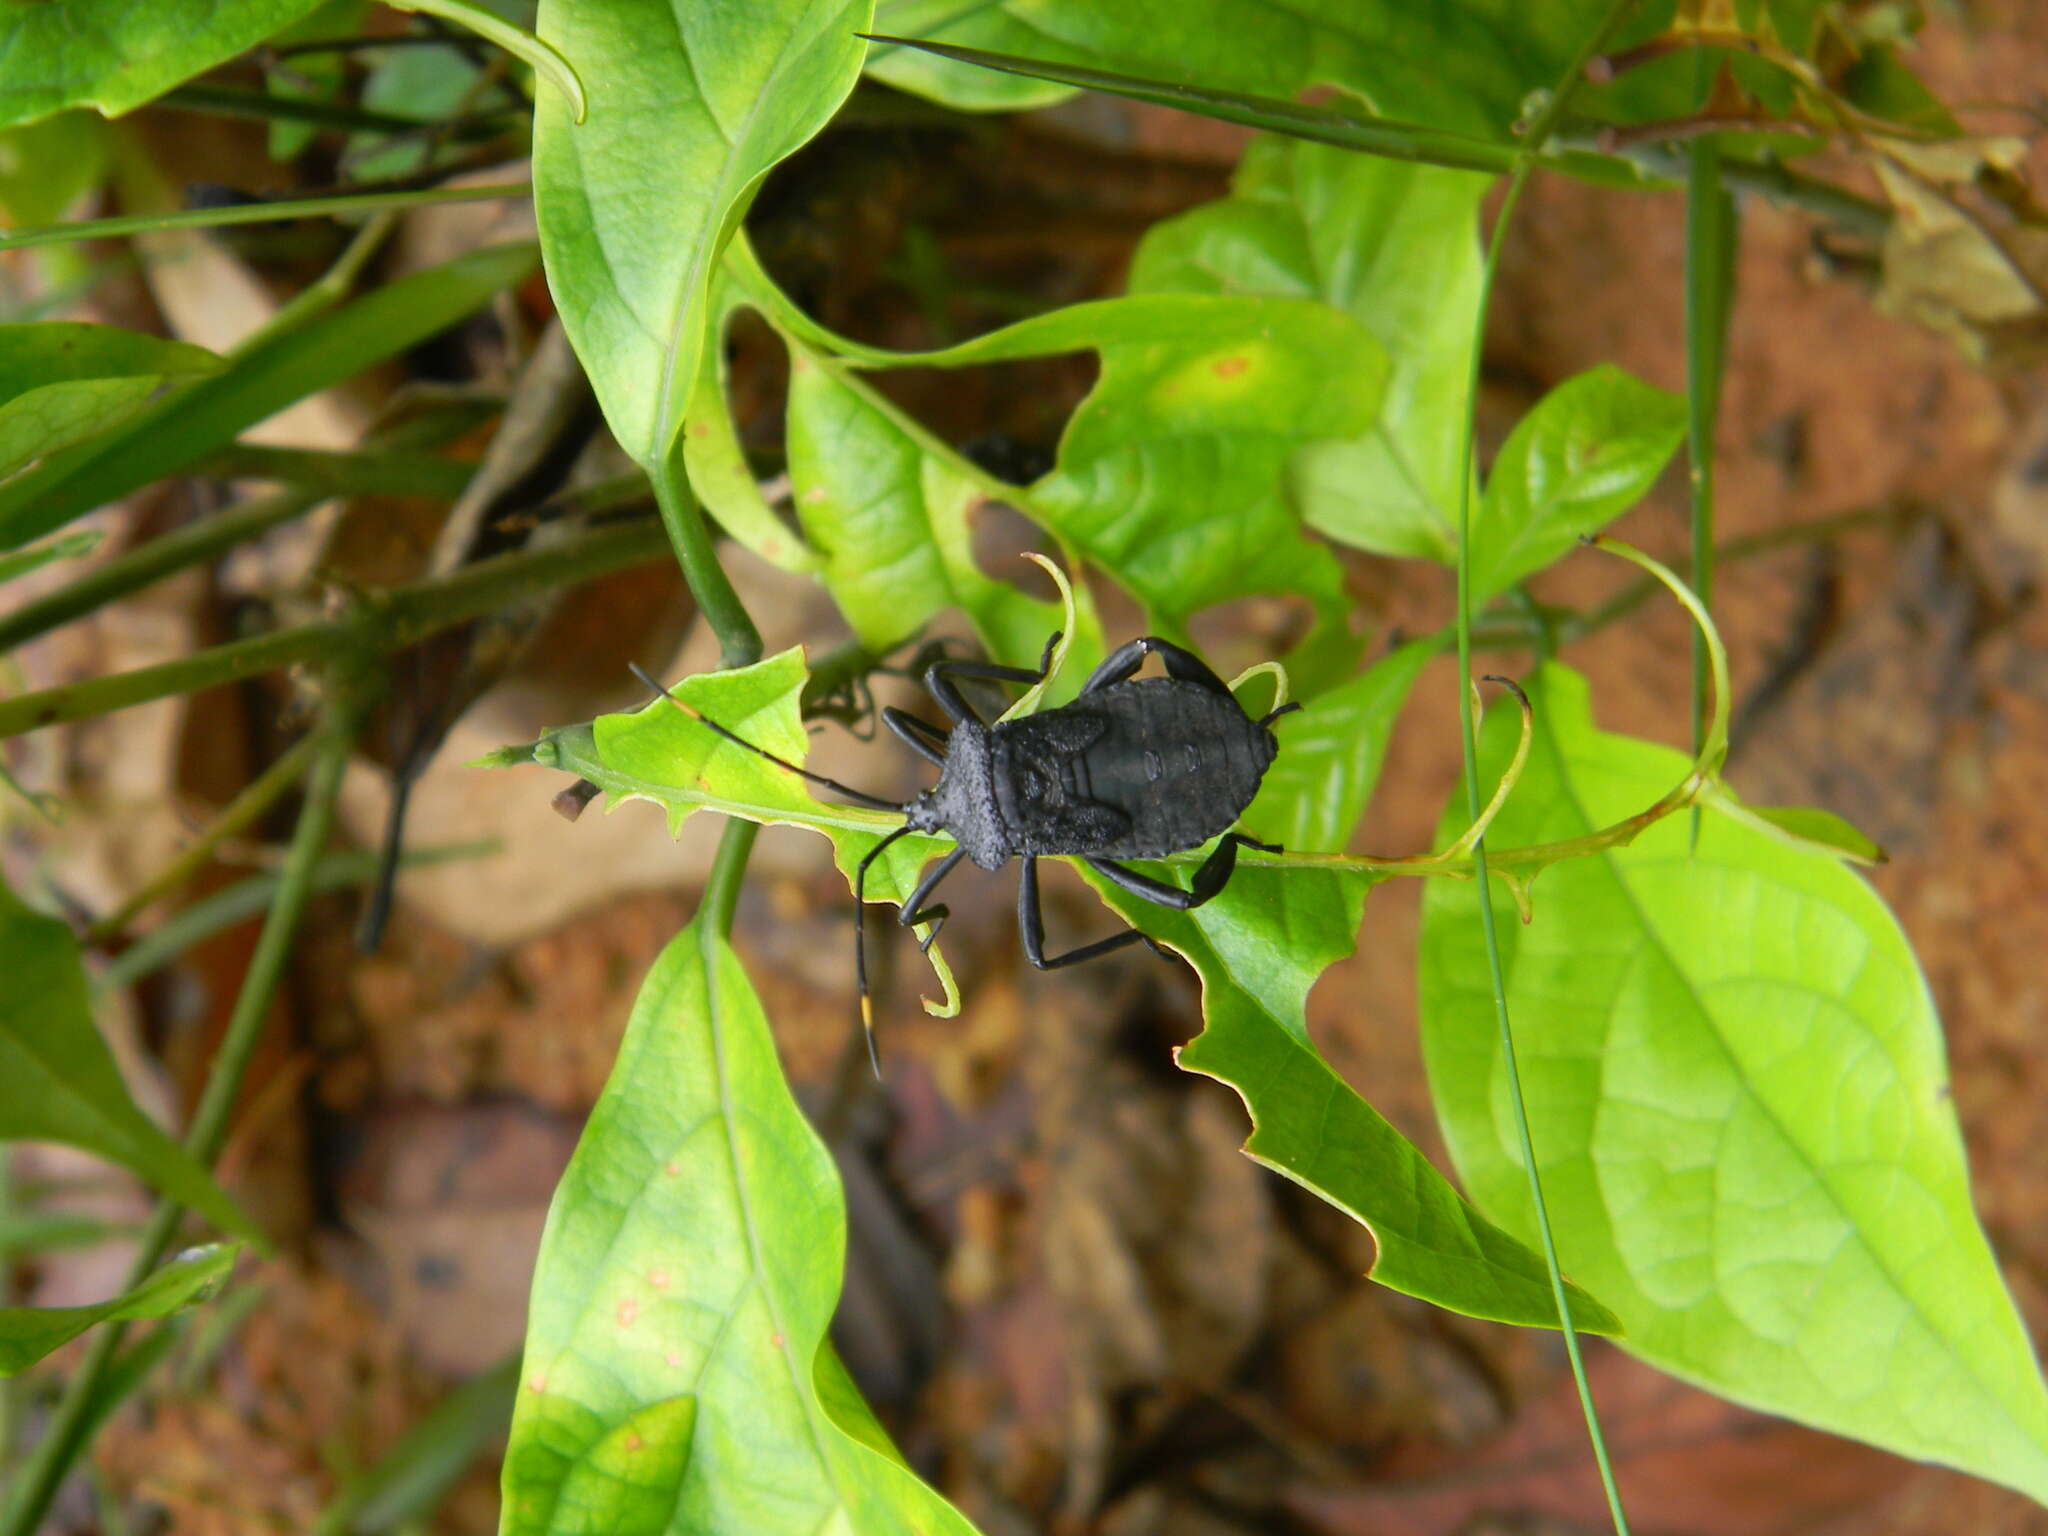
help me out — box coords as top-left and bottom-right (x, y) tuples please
(0, 488), (320, 655)
(0, 709), (359, 1536)
(1685, 137), (1736, 849)
(95, 841), (495, 996)
(83, 733), (321, 944)
(197, 444), (479, 501)
(158, 82), (521, 139)
(647, 448), (761, 670)
(0, 517), (669, 738)
(0, 402), (496, 656)
(701, 820), (760, 940)
(1453, 8), (1640, 1534)
(0, 184), (532, 254)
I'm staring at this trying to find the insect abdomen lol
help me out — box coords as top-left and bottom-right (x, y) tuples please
(998, 679), (1274, 859)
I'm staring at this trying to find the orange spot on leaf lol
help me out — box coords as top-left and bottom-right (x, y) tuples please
(1212, 355), (1250, 378)
(625, 1433), (644, 1452)
(617, 1298), (640, 1328)
(650, 1270), (670, 1289)
(770, 1331), (785, 1349)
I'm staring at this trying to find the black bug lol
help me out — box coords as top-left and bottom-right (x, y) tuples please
(631, 633), (1300, 1065)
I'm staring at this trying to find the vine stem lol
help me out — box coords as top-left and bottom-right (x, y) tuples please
(645, 444), (765, 927)
(1452, 6), (1641, 1533)
(0, 704), (361, 1536)
(1685, 137), (1736, 849)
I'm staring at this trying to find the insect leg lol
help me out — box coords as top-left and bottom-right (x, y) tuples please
(882, 707), (949, 768)
(1018, 857), (1165, 969)
(1079, 636), (1232, 697)
(898, 846), (965, 953)
(1087, 831), (1277, 912)
(923, 637), (1059, 726)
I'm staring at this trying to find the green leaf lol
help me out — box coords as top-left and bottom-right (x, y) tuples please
(0, 324), (221, 483)
(1418, 665), (2048, 1502)
(0, 529), (101, 589)
(862, 4), (1074, 110)
(0, 879), (257, 1241)
(532, 0), (873, 468)
(782, 335), (1077, 662)
(1083, 863), (1617, 1333)
(720, 236), (1382, 652)
(858, 3), (1607, 141)
(1025, 294), (1380, 644)
(1240, 636), (1440, 852)
(1132, 135), (1488, 562)
(530, 650), (961, 1013)
(0, 241), (537, 550)
(1703, 787), (1888, 865)
(1469, 364), (1686, 606)
(0, 1), (326, 129)
(500, 920), (979, 1535)
(0, 1242), (238, 1376)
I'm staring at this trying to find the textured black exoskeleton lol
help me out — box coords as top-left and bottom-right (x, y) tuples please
(633, 633), (1299, 1065)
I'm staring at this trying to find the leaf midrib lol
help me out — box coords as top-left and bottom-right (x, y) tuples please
(699, 926), (854, 1517)
(1542, 734), (2046, 1455)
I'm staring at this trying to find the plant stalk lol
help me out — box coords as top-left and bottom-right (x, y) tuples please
(1452, 6), (1641, 1534)
(647, 448), (761, 671)
(0, 517), (669, 739)
(0, 184), (533, 254)
(0, 707), (359, 1536)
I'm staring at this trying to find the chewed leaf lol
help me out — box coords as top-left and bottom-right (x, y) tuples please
(525, 651), (954, 1009)
(1083, 862), (1617, 1334)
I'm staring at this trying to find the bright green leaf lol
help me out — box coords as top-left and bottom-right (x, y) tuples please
(1469, 364), (1686, 606)
(1703, 787), (1888, 865)
(783, 336), (1078, 663)
(1082, 862), (1618, 1333)
(518, 650), (961, 1013)
(1026, 291), (1381, 642)
(720, 236), (1379, 654)
(1133, 136), (1488, 562)
(0, 1), (326, 129)
(0, 1242), (238, 1377)
(0, 323), (220, 483)
(499, 921), (979, 1535)
(1418, 665), (2048, 1501)
(0, 242), (538, 550)
(1241, 636), (1440, 852)
(532, 0), (872, 467)
(0, 879), (257, 1241)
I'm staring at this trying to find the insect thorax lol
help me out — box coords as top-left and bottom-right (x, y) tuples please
(907, 721), (1011, 870)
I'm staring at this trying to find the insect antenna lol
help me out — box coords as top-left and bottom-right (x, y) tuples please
(853, 823), (915, 1078)
(627, 664), (904, 811)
